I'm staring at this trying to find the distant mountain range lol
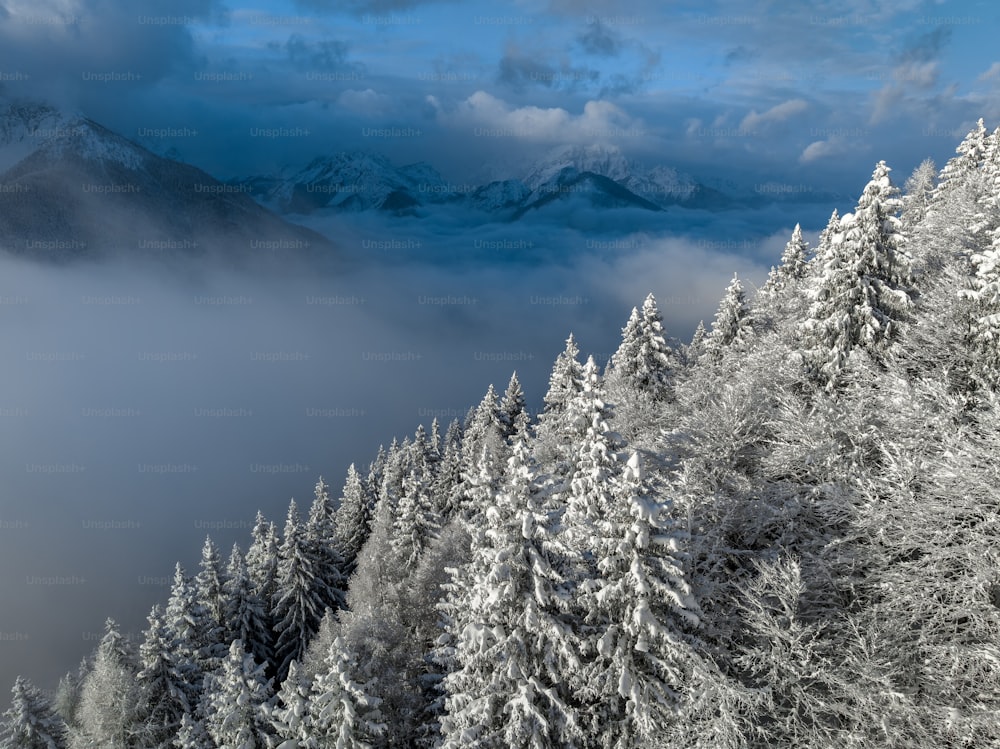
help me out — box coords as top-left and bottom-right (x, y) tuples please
(0, 98), (844, 264)
(0, 101), (334, 264)
(233, 143), (842, 221)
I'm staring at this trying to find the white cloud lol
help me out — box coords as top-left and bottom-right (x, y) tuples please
(438, 90), (643, 143)
(979, 62), (1000, 81)
(739, 98), (808, 132)
(799, 136), (849, 164)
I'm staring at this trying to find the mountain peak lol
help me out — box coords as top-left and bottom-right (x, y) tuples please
(34, 118), (147, 171)
(523, 143), (631, 190)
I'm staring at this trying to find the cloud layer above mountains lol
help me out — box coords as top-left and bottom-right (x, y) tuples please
(0, 0), (995, 191)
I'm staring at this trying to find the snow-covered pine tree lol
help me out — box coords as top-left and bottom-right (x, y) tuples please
(74, 619), (140, 749)
(685, 321), (707, 364)
(194, 536), (228, 666)
(201, 640), (274, 749)
(499, 372), (529, 439)
(223, 544), (272, 669)
(171, 713), (211, 749)
(163, 564), (211, 705)
(563, 355), (621, 543)
(307, 636), (385, 748)
(134, 605), (191, 748)
(538, 333), (583, 423)
(704, 274), (753, 357)
(0, 677), (69, 749)
(429, 418), (443, 466)
(334, 463), (373, 574)
(378, 437), (411, 511)
(270, 661), (315, 748)
(366, 445), (387, 507)
(959, 226), (1000, 386)
(391, 468), (442, 567)
(462, 384), (507, 471)
(762, 224), (810, 297)
(304, 477), (348, 615)
(800, 161), (914, 389)
(578, 453), (702, 746)
(272, 499), (332, 683)
(246, 511), (280, 608)
(533, 334), (586, 482)
(809, 209), (843, 273)
(438, 435), (581, 749)
(607, 293), (677, 399)
(432, 419), (465, 520)
(934, 117), (988, 197)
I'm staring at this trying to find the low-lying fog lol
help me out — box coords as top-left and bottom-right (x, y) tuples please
(0, 218), (790, 700)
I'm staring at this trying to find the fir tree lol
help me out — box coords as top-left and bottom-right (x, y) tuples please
(391, 468), (441, 567)
(246, 511), (280, 607)
(53, 662), (85, 731)
(201, 641), (274, 749)
(307, 637), (385, 748)
(499, 372), (529, 439)
(433, 419), (465, 520)
(0, 677), (69, 749)
(901, 158), (938, 237)
(75, 619), (140, 749)
(335, 463), (372, 574)
(564, 355), (621, 541)
(135, 605), (191, 748)
(607, 293), (677, 399)
(164, 564), (210, 703)
(579, 453), (701, 746)
(462, 384), (507, 470)
(686, 321), (707, 364)
(762, 224), (810, 296)
(304, 476), (348, 614)
(194, 536), (228, 665)
(959, 226), (1000, 385)
(705, 274), (752, 355)
(534, 334), (586, 481)
(270, 661), (315, 748)
(273, 500), (334, 682)
(439, 436), (581, 749)
(539, 333), (583, 419)
(934, 117), (988, 196)
(810, 209), (843, 271)
(801, 161), (914, 389)
(223, 544), (272, 669)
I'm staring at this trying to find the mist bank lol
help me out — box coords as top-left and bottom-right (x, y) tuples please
(0, 219), (773, 702)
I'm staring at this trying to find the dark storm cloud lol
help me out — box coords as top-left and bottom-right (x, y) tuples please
(724, 45), (758, 65)
(578, 20), (622, 57)
(497, 49), (599, 93)
(897, 26), (952, 65)
(0, 0), (225, 105)
(282, 34), (358, 73)
(497, 51), (557, 89)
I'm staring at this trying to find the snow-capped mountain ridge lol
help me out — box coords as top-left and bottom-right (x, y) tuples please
(34, 118), (148, 171)
(241, 143), (716, 218)
(0, 99), (334, 262)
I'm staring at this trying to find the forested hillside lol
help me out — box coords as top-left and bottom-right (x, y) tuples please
(6, 120), (1000, 748)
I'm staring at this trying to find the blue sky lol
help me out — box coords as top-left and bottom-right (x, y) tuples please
(1, 0), (998, 190)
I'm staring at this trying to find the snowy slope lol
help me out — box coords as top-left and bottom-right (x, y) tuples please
(0, 106), (334, 263)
